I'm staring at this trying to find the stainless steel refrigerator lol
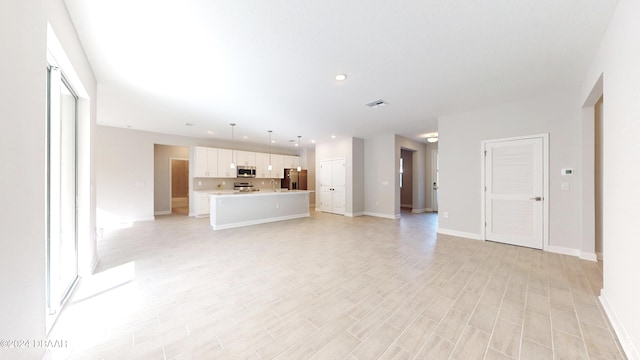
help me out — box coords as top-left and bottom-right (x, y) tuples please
(282, 169), (307, 190)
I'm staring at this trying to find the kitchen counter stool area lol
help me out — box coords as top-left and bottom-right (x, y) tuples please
(209, 190), (310, 230)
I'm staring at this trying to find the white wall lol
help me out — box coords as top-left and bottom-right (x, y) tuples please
(364, 134), (397, 218)
(438, 91), (583, 251)
(581, 0), (640, 356)
(0, 0), (97, 359)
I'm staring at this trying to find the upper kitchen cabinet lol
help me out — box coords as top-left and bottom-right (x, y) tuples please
(283, 155), (300, 169)
(194, 146), (218, 178)
(236, 151), (256, 167)
(217, 148), (235, 178)
(255, 153), (269, 178)
(271, 154), (285, 178)
(257, 152), (285, 178)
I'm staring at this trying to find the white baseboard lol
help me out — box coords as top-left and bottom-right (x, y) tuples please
(364, 212), (400, 220)
(133, 216), (155, 222)
(600, 290), (639, 360)
(154, 210), (171, 216)
(411, 208), (428, 214)
(596, 251), (603, 261)
(580, 251), (598, 262)
(212, 213), (310, 230)
(401, 203), (413, 208)
(546, 245), (580, 257)
(437, 228), (483, 240)
(346, 212), (364, 217)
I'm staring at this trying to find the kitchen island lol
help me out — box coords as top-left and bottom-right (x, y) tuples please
(209, 190), (310, 230)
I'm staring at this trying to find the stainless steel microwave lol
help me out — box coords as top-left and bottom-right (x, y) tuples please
(237, 166), (256, 178)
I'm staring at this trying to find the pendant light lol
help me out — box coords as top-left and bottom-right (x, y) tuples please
(229, 123), (236, 168)
(267, 130), (273, 171)
(296, 136), (302, 171)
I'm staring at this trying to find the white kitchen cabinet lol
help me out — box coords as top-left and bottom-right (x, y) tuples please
(194, 192), (210, 217)
(194, 146), (218, 178)
(217, 148), (235, 178)
(271, 154), (285, 178)
(255, 152), (269, 178)
(283, 155), (300, 169)
(236, 151), (256, 167)
(319, 159), (345, 215)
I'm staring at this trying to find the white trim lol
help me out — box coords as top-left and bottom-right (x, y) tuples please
(437, 228), (483, 240)
(154, 210), (171, 216)
(411, 208), (429, 214)
(212, 213), (309, 230)
(90, 255), (99, 274)
(596, 251), (603, 261)
(579, 251), (597, 262)
(600, 290), (639, 360)
(546, 245), (580, 257)
(401, 203), (413, 208)
(346, 212), (364, 217)
(480, 134), (550, 251)
(364, 212), (400, 220)
(133, 216), (156, 223)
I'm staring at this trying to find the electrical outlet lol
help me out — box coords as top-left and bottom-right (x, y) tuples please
(443, 212), (449, 218)
(222, 181), (226, 185)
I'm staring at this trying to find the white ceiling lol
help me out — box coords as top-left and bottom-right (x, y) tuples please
(64, 0), (617, 147)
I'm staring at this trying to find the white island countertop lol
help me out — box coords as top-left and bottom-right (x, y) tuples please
(209, 190), (310, 230)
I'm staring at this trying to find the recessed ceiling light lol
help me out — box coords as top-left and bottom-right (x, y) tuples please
(335, 74), (347, 81)
(271, 140), (276, 143)
(243, 135), (248, 139)
(331, 135), (336, 139)
(207, 130), (214, 135)
(311, 139), (316, 143)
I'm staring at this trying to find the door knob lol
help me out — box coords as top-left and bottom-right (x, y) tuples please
(530, 196), (543, 201)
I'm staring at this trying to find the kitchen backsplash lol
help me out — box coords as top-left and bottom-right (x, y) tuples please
(192, 178), (284, 191)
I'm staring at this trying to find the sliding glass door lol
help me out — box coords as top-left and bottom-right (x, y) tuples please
(46, 61), (79, 321)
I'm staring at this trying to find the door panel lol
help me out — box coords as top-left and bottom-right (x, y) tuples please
(485, 137), (543, 249)
(47, 65), (78, 319)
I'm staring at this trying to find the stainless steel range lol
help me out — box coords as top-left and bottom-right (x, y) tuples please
(234, 182), (259, 192)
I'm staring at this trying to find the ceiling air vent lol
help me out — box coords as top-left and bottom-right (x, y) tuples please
(365, 99), (387, 108)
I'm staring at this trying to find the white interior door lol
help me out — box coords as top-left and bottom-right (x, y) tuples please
(432, 150), (439, 212)
(485, 137), (544, 249)
(331, 159), (346, 215)
(319, 159), (345, 214)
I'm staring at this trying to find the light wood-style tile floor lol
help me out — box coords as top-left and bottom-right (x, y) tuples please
(49, 210), (626, 359)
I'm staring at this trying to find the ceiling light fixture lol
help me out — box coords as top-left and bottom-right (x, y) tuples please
(426, 136), (438, 143)
(331, 135), (336, 139)
(297, 136), (302, 171)
(335, 74), (347, 81)
(267, 130), (273, 171)
(229, 123), (236, 168)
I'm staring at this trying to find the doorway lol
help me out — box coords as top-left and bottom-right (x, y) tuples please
(46, 61), (79, 325)
(170, 158), (189, 215)
(595, 96), (604, 260)
(482, 135), (549, 249)
(400, 149), (414, 210)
